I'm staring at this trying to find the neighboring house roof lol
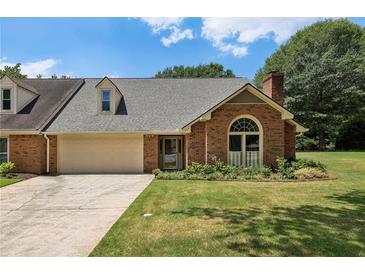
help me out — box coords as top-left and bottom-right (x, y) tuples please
(0, 79), (84, 131)
(46, 78), (251, 133)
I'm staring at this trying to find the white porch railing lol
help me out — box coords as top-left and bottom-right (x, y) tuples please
(229, 151), (260, 167)
(246, 151), (260, 167)
(228, 151), (242, 166)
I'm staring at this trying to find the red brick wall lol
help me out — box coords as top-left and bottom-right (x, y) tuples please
(49, 135), (57, 174)
(9, 135), (46, 174)
(284, 122), (296, 159)
(263, 72), (284, 105)
(186, 103), (285, 167)
(143, 134), (159, 173)
(186, 122), (206, 165)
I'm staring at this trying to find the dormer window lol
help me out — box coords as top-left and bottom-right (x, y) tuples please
(1, 88), (12, 111)
(101, 90), (111, 112)
(95, 77), (123, 115)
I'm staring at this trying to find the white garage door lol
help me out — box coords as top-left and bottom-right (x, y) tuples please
(58, 134), (144, 173)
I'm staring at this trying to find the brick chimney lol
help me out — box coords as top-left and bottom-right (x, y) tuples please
(262, 71), (284, 105)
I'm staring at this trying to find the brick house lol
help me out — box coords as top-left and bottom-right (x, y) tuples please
(0, 72), (306, 174)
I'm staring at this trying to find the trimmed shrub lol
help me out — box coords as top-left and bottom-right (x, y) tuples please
(152, 168), (161, 176)
(294, 168), (328, 180)
(291, 158), (326, 172)
(0, 162), (15, 176)
(276, 157), (327, 179)
(186, 162), (215, 175)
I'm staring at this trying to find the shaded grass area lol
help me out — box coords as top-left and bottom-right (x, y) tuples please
(0, 178), (20, 188)
(90, 152), (365, 256)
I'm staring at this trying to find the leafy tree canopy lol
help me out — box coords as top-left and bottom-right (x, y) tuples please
(254, 19), (365, 150)
(155, 62), (235, 78)
(0, 63), (27, 78)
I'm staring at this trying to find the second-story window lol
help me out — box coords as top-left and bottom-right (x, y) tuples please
(1, 89), (11, 111)
(101, 90), (111, 111)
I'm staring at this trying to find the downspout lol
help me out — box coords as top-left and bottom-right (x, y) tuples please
(43, 134), (50, 173)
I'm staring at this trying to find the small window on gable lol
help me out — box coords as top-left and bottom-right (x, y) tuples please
(101, 89), (111, 112)
(1, 89), (11, 111)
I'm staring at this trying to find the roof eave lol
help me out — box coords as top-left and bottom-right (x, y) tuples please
(287, 120), (309, 133)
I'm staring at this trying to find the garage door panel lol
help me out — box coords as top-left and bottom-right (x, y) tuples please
(58, 134), (143, 173)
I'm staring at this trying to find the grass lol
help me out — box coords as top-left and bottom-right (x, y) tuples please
(0, 177), (20, 188)
(90, 152), (365, 256)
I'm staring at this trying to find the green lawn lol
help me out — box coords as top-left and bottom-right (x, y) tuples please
(90, 152), (365, 256)
(0, 178), (20, 188)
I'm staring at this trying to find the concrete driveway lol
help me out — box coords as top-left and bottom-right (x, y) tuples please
(0, 174), (154, 256)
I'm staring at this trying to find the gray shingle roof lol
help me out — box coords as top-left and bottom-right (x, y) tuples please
(0, 79), (83, 131)
(46, 78), (250, 132)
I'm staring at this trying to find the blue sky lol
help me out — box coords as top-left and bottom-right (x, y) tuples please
(1, 17), (364, 80)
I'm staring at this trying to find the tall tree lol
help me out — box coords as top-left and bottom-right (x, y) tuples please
(254, 19), (365, 150)
(155, 63), (235, 78)
(0, 63), (27, 78)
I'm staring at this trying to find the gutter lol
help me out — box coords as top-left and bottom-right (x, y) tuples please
(43, 134), (50, 173)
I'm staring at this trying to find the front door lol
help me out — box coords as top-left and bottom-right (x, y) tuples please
(160, 137), (183, 170)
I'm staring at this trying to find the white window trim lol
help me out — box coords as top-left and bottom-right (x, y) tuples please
(101, 89), (111, 112)
(227, 114), (264, 167)
(1, 87), (13, 113)
(0, 137), (9, 163)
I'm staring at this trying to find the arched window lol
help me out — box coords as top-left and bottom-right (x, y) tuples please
(228, 116), (262, 167)
(229, 118), (259, 132)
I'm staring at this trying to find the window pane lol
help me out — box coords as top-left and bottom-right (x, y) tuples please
(3, 100), (11, 110)
(0, 154), (7, 164)
(102, 90), (110, 101)
(0, 138), (7, 153)
(230, 118), (259, 132)
(164, 139), (177, 169)
(102, 101), (110, 111)
(2, 89), (10, 99)
(229, 135), (242, 151)
(246, 135), (259, 151)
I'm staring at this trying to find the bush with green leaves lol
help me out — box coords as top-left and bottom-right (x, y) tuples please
(154, 155), (327, 181)
(291, 158), (326, 172)
(276, 157), (327, 179)
(276, 157), (296, 179)
(156, 157), (272, 181)
(152, 168), (161, 176)
(0, 162), (15, 176)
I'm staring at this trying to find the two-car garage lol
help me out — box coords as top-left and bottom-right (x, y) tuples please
(57, 134), (144, 174)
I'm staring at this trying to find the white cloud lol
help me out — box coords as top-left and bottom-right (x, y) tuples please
(141, 17), (183, 33)
(201, 17), (321, 58)
(0, 58), (58, 77)
(140, 17), (194, 47)
(161, 26), (193, 47)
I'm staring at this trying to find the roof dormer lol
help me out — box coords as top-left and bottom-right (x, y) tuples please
(95, 76), (123, 115)
(0, 75), (39, 114)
